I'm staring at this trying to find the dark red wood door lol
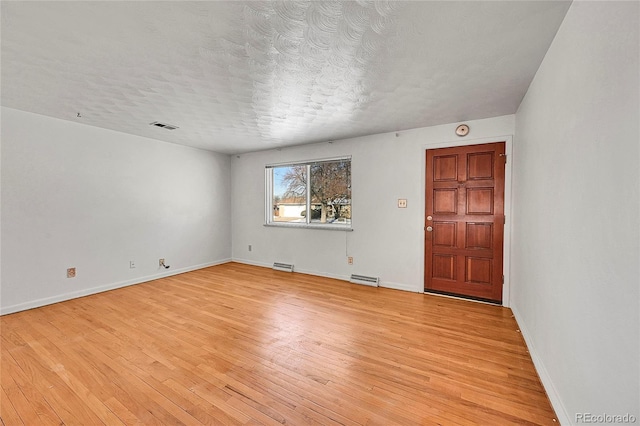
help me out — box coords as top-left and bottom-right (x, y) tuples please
(424, 142), (506, 303)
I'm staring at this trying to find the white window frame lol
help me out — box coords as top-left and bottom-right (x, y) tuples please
(265, 156), (353, 231)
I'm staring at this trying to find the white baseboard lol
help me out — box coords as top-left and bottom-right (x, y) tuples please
(231, 258), (419, 292)
(511, 304), (570, 426)
(293, 266), (350, 282)
(231, 258), (273, 269)
(232, 258), (350, 281)
(0, 258), (231, 315)
(381, 280), (421, 293)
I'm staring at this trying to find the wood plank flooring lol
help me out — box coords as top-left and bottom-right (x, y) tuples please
(1, 262), (557, 425)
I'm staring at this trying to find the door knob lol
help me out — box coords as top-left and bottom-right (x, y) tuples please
(426, 226), (433, 232)
(427, 215), (433, 221)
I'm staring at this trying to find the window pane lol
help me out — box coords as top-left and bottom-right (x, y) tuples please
(272, 165), (307, 223)
(309, 160), (351, 225)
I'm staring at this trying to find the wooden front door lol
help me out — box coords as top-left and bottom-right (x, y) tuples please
(424, 142), (506, 303)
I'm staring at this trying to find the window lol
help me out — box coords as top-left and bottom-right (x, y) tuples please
(266, 157), (352, 229)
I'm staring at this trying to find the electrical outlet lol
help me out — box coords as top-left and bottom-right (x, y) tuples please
(248, 245), (252, 252)
(398, 199), (407, 208)
(159, 258), (165, 267)
(347, 256), (353, 265)
(67, 267), (76, 278)
(129, 261), (136, 269)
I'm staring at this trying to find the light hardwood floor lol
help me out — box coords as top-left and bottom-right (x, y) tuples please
(1, 262), (557, 425)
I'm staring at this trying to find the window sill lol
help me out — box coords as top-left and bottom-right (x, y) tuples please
(264, 223), (353, 231)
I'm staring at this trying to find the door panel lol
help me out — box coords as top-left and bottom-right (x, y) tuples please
(433, 155), (458, 181)
(466, 188), (494, 214)
(433, 189), (457, 214)
(433, 222), (456, 247)
(465, 257), (492, 284)
(467, 152), (494, 180)
(425, 142), (506, 303)
(465, 223), (492, 249)
(433, 255), (456, 280)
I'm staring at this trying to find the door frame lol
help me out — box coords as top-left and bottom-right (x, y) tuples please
(421, 135), (513, 307)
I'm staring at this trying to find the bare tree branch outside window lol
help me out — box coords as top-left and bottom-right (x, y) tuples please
(269, 159), (351, 225)
(274, 160), (351, 225)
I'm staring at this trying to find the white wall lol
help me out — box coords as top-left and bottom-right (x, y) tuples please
(512, 2), (639, 424)
(1, 107), (232, 314)
(231, 115), (514, 293)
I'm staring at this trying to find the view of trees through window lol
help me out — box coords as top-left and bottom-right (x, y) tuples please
(270, 159), (351, 227)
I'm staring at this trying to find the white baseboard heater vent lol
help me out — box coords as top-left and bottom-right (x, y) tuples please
(350, 274), (379, 287)
(272, 262), (294, 273)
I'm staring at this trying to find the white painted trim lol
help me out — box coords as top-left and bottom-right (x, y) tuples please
(296, 267), (350, 282)
(234, 258), (349, 281)
(232, 258), (273, 269)
(380, 281), (422, 293)
(511, 304), (570, 426)
(0, 259), (232, 316)
(265, 155), (352, 168)
(420, 135), (514, 307)
(232, 258), (417, 293)
(263, 223), (353, 231)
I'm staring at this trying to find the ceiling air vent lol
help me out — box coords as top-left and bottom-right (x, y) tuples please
(149, 121), (179, 130)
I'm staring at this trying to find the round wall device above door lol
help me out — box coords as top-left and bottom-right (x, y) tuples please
(455, 124), (469, 137)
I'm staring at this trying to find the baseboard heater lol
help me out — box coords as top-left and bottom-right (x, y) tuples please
(350, 274), (379, 287)
(272, 262), (294, 273)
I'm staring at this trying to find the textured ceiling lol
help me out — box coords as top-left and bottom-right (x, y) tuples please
(1, 1), (571, 154)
